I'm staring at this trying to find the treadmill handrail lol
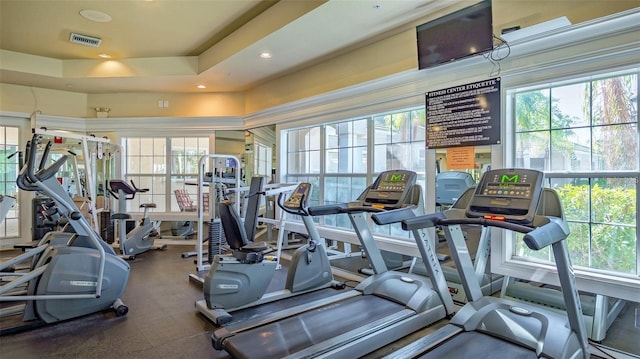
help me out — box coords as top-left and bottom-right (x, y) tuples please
(402, 215), (569, 250)
(307, 203), (347, 216)
(308, 202), (393, 216)
(339, 203), (385, 214)
(370, 206), (417, 225)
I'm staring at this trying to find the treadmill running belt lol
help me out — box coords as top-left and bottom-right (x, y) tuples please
(223, 295), (406, 358)
(226, 287), (346, 327)
(418, 331), (537, 359)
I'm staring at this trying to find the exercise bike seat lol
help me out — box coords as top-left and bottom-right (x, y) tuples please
(218, 201), (268, 262)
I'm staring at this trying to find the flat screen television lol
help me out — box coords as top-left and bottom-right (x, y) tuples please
(417, 0), (493, 70)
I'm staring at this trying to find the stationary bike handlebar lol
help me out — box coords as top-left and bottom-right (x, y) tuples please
(108, 179), (149, 200)
(277, 191), (309, 216)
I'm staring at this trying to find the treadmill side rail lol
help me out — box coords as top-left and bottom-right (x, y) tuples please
(381, 324), (462, 359)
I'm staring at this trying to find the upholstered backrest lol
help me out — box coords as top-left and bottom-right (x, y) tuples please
(218, 200), (248, 250)
(243, 176), (265, 242)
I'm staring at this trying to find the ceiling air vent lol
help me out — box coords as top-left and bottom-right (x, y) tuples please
(69, 32), (102, 47)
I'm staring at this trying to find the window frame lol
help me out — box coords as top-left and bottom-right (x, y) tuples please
(281, 108), (428, 237)
(0, 124), (20, 240)
(122, 136), (210, 212)
(501, 68), (640, 301)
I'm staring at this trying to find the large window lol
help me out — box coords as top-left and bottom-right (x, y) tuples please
(512, 71), (639, 277)
(123, 136), (209, 212)
(0, 126), (20, 239)
(283, 107), (426, 234)
(324, 119), (368, 229)
(124, 137), (167, 211)
(169, 137), (209, 211)
(372, 110), (426, 237)
(254, 142), (272, 178)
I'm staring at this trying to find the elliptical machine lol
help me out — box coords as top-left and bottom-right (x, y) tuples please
(108, 179), (165, 260)
(196, 182), (342, 326)
(0, 134), (129, 332)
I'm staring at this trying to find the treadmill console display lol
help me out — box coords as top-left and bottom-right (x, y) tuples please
(364, 170), (417, 209)
(466, 168), (544, 224)
(283, 182), (312, 210)
(483, 172), (533, 199)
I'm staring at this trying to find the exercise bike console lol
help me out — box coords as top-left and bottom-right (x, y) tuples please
(279, 182), (312, 214)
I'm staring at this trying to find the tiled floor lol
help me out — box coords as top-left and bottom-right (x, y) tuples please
(1, 244), (638, 359)
(1, 245), (216, 359)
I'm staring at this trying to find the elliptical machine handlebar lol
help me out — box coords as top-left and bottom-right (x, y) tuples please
(14, 133), (113, 299)
(38, 140), (53, 172)
(17, 136), (67, 191)
(16, 140), (35, 191)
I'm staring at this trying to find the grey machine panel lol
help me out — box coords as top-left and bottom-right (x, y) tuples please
(213, 170), (454, 358)
(223, 295), (406, 358)
(386, 168), (589, 359)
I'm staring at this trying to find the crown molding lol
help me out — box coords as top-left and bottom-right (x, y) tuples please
(84, 116), (244, 133)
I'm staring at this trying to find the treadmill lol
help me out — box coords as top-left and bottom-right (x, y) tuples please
(384, 168), (590, 359)
(212, 170), (455, 358)
(412, 186), (504, 303)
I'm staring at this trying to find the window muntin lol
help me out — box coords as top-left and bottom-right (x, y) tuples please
(123, 137), (166, 211)
(513, 71), (639, 276)
(326, 119), (367, 174)
(123, 136), (209, 212)
(169, 137), (209, 211)
(282, 107), (426, 235)
(287, 127), (321, 175)
(372, 109), (426, 237)
(254, 142), (272, 178)
(0, 126), (20, 239)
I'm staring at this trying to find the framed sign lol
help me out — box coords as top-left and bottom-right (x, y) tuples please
(426, 78), (500, 149)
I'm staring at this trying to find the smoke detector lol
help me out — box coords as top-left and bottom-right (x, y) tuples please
(69, 32), (102, 47)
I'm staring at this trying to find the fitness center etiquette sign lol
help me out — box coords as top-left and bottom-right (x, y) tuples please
(426, 78), (500, 149)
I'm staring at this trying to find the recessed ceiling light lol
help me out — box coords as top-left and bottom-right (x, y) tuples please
(98, 53), (111, 58)
(259, 52), (272, 59)
(197, 84), (206, 89)
(79, 9), (112, 23)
